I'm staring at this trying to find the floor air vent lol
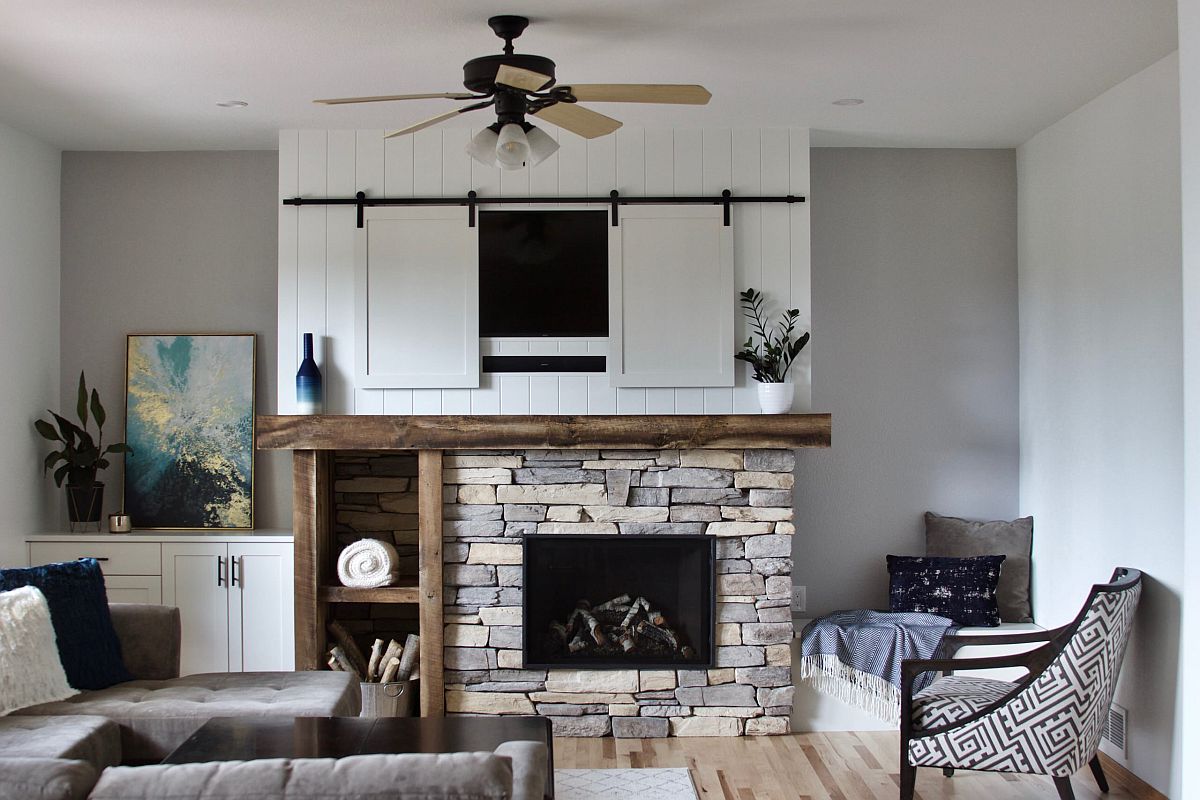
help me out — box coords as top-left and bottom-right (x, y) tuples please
(1100, 702), (1128, 763)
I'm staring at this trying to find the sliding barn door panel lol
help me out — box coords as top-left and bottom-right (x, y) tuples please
(609, 205), (734, 387)
(356, 207), (479, 388)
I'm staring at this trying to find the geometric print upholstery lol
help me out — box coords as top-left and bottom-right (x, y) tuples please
(911, 676), (1018, 731)
(908, 580), (1141, 777)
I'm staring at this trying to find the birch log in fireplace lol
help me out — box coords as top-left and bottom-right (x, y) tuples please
(256, 413), (831, 735)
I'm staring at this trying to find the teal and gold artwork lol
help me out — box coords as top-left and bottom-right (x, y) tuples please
(124, 334), (255, 529)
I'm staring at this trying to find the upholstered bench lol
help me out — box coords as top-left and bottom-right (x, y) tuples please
(9, 604), (360, 762)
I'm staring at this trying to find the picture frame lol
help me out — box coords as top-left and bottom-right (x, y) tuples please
(123, 333), (256, 530)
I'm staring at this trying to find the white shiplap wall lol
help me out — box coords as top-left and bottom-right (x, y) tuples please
(278, 127), (810, 415)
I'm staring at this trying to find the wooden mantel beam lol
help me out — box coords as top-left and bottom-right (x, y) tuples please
(257, 414), (831, 451)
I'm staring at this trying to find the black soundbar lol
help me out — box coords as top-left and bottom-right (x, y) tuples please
(481, 355), (606, 373)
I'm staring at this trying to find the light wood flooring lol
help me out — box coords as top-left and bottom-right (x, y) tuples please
(555, 733), (1165, 800)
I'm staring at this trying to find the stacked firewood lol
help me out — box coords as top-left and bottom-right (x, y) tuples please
(545, 593), (696, 661)
(326, 621), (419, 683)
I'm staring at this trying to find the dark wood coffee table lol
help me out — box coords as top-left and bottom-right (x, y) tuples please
(163, 716), (554, 798)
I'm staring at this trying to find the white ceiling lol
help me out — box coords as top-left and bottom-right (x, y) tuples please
(0, 0), (1178, 151)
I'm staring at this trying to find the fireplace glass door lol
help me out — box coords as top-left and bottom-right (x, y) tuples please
(523, 535), (714, 669)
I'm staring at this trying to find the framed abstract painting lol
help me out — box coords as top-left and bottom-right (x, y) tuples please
(123, 334), (256, 530)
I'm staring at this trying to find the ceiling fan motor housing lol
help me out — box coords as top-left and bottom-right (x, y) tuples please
(463, 54), (556, 94)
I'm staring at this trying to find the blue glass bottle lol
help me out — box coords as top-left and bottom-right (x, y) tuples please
(296, 333), (323, 414)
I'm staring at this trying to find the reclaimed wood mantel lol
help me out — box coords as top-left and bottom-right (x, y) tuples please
(256, 414), (831, 451)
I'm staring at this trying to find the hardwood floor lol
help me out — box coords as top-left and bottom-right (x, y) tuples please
(556, 733), (1165, 800)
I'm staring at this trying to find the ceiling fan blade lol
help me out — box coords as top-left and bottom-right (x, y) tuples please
(495, 64), (554, 92)
(564, 84), (712, 105)
(314, 92), (477, 105)
(385, 109), (472, 139)
(533, 103), (622, 139)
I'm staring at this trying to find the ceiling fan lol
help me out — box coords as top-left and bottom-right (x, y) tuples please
(314, 15), (711, 170)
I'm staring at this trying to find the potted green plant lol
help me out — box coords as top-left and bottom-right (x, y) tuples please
(35, 372), (132, 531)
(734, 288), (811, 414)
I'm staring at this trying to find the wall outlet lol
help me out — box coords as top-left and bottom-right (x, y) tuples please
(792, 586), (806, 614)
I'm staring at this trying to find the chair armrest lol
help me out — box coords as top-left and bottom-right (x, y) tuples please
(109, 604), (181, 680)
(937, 625), (1069, 657)
(0, 758), (97, 800)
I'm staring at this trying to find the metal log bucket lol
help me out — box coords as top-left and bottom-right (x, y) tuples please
(360, 680), (416, 717)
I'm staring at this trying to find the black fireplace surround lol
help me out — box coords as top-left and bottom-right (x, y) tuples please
(522, 535), (715, 669)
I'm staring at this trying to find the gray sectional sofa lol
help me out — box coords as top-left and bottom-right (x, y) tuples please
(2, 604), (360, 763)
(0, 603), (549, 798)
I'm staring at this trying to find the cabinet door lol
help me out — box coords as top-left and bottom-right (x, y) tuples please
(355, 206), (479, 388)
(608, 205), (734, 387)
(104, 576), (163, 605)
(162, 543), (230, 675)
(228, 542), (295, 672)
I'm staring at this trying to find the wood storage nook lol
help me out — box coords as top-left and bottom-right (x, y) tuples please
(259, 414), (831, 724)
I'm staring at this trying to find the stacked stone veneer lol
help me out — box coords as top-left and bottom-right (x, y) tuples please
(441, 448), (795, 737)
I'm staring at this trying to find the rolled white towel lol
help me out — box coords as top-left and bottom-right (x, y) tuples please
(337, 538), (399, 588)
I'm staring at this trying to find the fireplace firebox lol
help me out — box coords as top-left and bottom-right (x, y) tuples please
(522, 535), (714, 669)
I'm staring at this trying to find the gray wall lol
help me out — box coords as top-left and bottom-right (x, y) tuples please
(60, 151), (290, 530)
(0, 122), (59, 566)
(796, 148), (1019, 614)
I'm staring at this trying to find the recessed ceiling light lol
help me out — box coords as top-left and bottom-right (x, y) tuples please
(832, 98), (864, 106)
(216, 100), (248, 108)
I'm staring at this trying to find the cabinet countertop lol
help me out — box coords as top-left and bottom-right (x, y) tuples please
(27, 531), (295, 543)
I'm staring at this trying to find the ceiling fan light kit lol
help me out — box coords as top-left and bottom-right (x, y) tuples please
(314, 14), (712, 169)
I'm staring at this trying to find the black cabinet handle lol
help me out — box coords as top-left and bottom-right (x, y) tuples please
(232, 556), (241, 588)
(217, 556), (226, 587)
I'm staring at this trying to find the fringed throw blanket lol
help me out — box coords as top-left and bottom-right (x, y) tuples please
(799, 610), (957, 724)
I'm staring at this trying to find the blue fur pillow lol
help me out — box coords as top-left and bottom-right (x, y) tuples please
(0, 559), (132, 690)
(887, 554), (1006, 627)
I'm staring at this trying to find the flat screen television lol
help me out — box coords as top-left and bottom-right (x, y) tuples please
(478, 209), (608, 337)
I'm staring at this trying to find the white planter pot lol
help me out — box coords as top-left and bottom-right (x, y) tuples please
(756, 382), (794, 414)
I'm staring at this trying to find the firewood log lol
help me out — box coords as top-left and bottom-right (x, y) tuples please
(326, 621), (369, 678)
(622, 597), (650, 629)
(380, 656), (401, 683)
(395, 633), (420, 680)
(568, 630), (589, 652)
(594, 594), (631, 612)
(366, 638), (385, 682)
(578, 609), (607, 646)
(381, 639), (404, 669)
(617, 628), (636, 652)
(635, 620), (678, 651)
(548, 620), (568, 646)
(330, 646), (362, 679)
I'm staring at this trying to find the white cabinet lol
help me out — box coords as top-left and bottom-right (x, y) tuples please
(608, 205), (734, 387)
(228, 542), (294, 673)
(163, 541), (294, 675)
(355, 206), (480, 388)
(27, 535), (293, 676)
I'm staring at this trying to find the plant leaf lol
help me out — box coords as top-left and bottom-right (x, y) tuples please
(96, 458), (110, 470)
(90, 388), (106, 429)
(50, 412), (80, 447)
(43, 451), (65, 474)
(76, 372), (88, 428)
(35, 419), (62, 441)
(53, 463), (71, 488)
(104, 443), (133, 456)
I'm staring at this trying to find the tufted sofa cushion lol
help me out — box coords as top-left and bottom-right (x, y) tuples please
(16, 671), (360, 761)
(911, 675), (1017, 731)
(0, 716), (121, 771)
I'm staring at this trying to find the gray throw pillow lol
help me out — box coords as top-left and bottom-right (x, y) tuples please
(925, 512), (1033, 623)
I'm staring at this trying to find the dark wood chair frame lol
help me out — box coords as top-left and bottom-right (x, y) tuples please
(898, 567), (1142, 800)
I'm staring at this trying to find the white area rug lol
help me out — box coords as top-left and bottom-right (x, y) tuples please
(555, 768), (698, 800)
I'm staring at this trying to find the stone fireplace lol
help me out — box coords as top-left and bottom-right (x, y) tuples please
(440, 448), (795, 737)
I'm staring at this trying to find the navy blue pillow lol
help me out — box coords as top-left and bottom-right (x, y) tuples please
(0, 559), (132, 690)
(887, 554), (1006, 627)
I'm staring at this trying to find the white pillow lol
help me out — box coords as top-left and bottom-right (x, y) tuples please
(0, 586), (77, 714)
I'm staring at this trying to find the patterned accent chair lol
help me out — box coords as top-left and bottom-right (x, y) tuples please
(898, 567), (1142, 800)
